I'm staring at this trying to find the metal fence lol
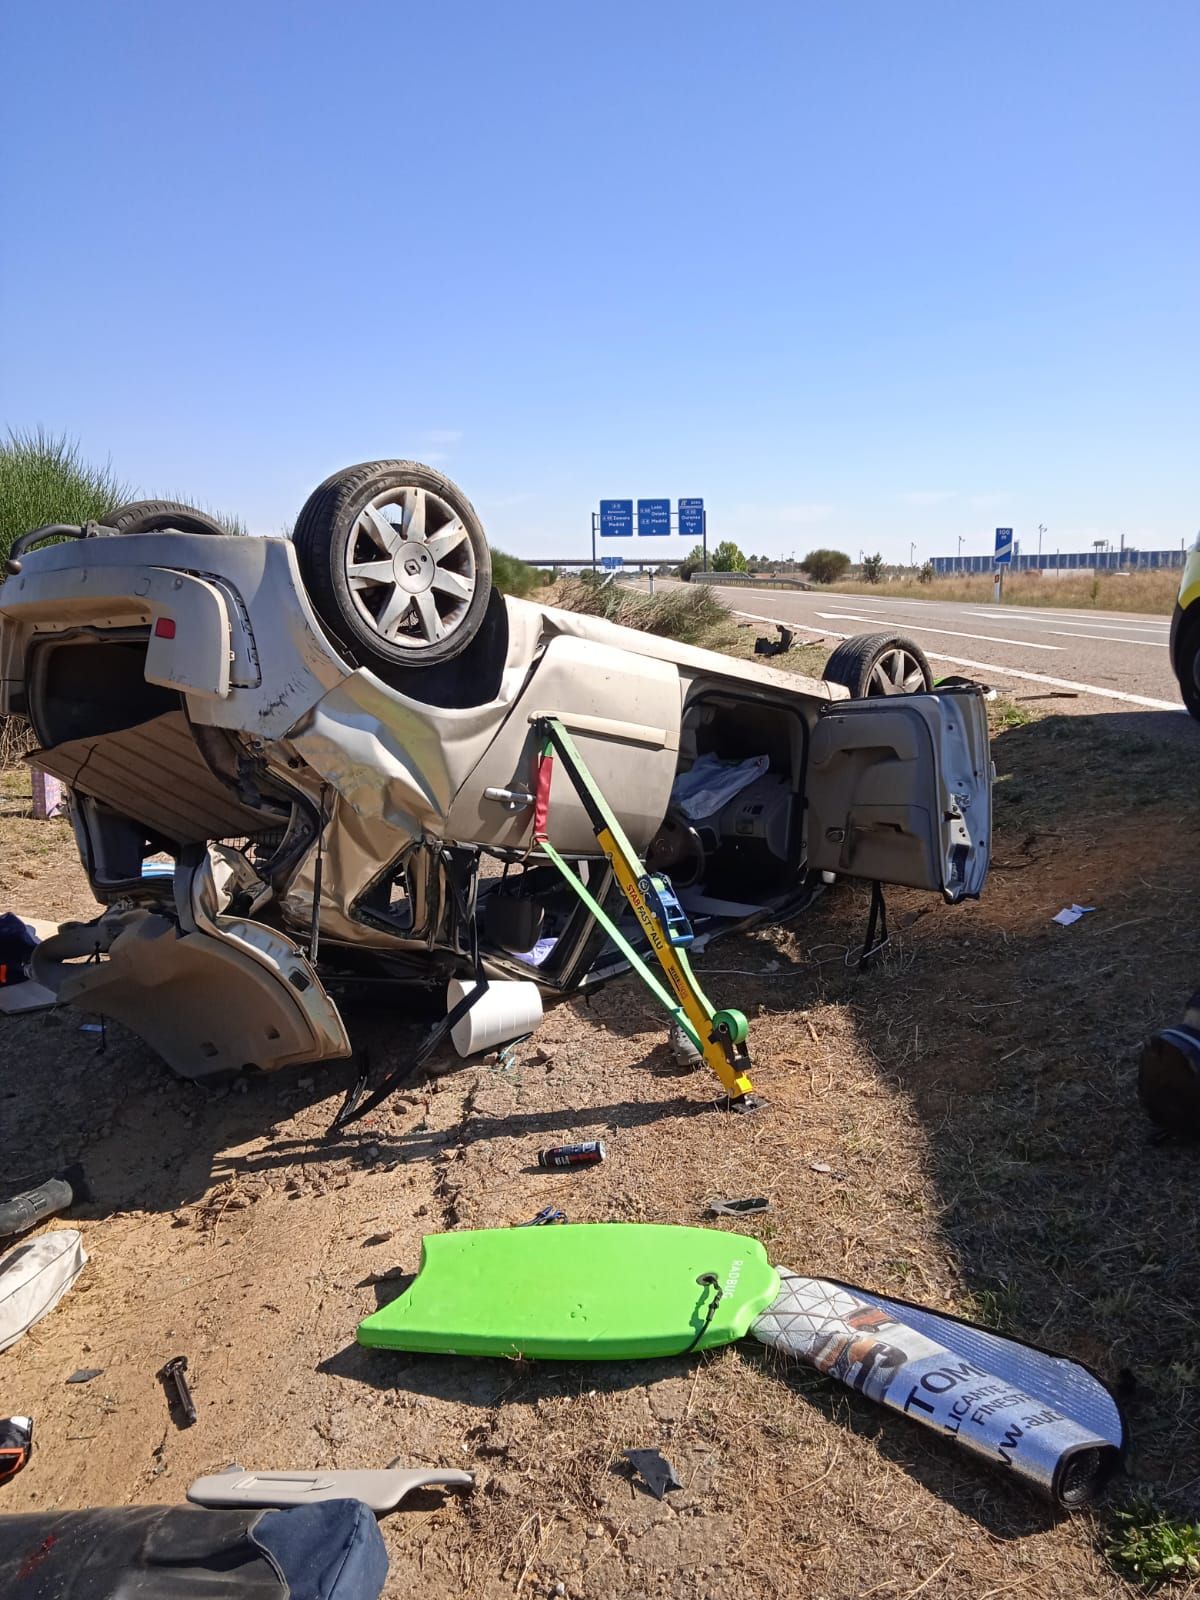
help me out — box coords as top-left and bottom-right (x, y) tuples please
(931, 549), (1187, 575)
(688, 571), (812, 590)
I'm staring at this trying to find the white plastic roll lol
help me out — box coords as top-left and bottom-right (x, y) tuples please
(447, 979), (543, 1058)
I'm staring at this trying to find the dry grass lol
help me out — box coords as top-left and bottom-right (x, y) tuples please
(546, 575), (740, 649)
(0, 761), (99, 921)
(0, 713), (36, 768)
(545, 579), (839, 684)
(830, 568), (1181, 614)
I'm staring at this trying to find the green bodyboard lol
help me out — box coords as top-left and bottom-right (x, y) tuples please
(357, 1224), (780, 1360)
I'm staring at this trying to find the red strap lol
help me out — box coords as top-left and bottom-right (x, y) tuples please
(533, 750), (554, 842)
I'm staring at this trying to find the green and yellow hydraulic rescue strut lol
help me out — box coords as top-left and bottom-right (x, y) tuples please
(532, 717), (755, 1108)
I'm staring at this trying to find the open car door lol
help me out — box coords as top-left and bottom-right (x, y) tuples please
(805, 689), (992, 902)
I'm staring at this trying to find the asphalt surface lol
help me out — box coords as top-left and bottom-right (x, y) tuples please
(654, 579), (1184, 711)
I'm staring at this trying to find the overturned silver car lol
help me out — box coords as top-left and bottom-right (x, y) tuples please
(0, 460), (992, 1083)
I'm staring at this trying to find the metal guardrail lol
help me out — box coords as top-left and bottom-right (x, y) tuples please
(932, 549), (1187, 575)
(688, 571), (813, 591)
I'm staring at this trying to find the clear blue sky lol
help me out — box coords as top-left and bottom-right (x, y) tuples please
(2, 0), (1195, 563)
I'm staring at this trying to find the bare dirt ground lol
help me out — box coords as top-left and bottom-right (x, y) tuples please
(3, 695), (1200, 1600)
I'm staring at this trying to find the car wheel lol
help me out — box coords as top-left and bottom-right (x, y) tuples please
(293, 460), (492, 670)
(822, 632), (933, 697)
(105, 500), (230, 537)
(1176, 610), (1200, 721)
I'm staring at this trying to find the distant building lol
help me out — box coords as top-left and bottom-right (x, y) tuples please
(931, 548), (1187, 575)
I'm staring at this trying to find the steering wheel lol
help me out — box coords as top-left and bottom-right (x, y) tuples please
(646, 809), (706, 888)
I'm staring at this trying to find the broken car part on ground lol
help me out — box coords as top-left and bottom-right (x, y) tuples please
(0, 461), (992, 1102)
(186, 1468), (474, 1513)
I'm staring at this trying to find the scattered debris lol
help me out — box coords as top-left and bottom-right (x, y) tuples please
(754, 624), (794, 657)
(186, 1466), (474, 1513)
(0, 912), (38, 986)
(447, 978), (542, 1059)
(537, 1141), (606, 1169)
(66, 1368), (103, 1385)
(1015, 691), (1080, 701)
(1053, 903), (1096, 926)
(934, 673), (994, 698)
(518, 1207), (568, 1226)
(29, 770), (65, 819)
(0, 1163), (89, 1242)
(0, 915), (61, 1011)
(493, 1039), (525, 1071)
(705, 1197), (770, 1217)
(363, 1266), (408, 1287)
(0, 1417), (33, 1486)
(751, 1271), (1123, 1508)
(0, 1229), (88, 1354)
(159, 1355), (197, 1427)
(622, 1448), (683, 1500)
(357, 1222), (1125, 1507)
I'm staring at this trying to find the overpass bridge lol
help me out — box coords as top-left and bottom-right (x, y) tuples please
(512, 555), (679, 569)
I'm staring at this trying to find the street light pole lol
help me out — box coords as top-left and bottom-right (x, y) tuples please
(909, 541), (916, 568)
(1038, 523), (1045, 565)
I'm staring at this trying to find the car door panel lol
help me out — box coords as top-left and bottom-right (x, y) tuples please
(805, 691), (991, 902)
(446, 635), (683, 854)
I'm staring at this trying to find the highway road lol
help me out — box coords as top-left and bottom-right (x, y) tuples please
(653, 580), (1184, 711)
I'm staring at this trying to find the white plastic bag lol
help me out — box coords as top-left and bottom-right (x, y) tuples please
(0, 1228), (87, 1353)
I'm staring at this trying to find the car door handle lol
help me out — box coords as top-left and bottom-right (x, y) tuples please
(483, 787), (534, 809)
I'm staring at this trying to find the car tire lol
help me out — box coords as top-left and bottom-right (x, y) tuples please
(1175, 610), (1200, 721)
(104, 500), (230, 537)
(293, 460), (492, 671)
(1139, 1024), (1200, 1138)
(822, 632), (933, 697)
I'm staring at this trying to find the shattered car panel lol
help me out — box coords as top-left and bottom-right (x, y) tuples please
(0, 509), (993, 1081)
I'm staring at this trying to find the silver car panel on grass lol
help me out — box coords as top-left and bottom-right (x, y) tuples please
(0, 528), (992, 1080)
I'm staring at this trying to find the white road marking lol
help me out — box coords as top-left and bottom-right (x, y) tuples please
(731, 609), (1184, 711)
(1045, 629), (1169, 647)
(966, 608), (1169, 630)
(815, 612), (1064, 651)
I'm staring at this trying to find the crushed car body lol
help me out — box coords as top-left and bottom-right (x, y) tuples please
(0, 462), (993, 1081)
